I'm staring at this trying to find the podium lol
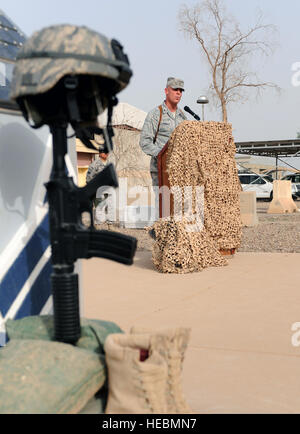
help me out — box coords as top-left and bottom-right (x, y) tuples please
(156, 122), (240, 258)
(157, 141), (173, 219)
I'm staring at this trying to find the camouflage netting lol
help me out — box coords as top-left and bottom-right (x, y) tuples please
(152, 121), (242, 274)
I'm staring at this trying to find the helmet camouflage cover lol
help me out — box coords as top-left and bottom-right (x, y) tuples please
(10, 24), (132, 104)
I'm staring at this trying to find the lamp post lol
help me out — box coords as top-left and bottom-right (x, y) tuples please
(197, 96), (209, 121)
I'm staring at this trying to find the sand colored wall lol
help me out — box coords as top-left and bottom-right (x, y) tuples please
(268, 180), (297, 214)
(240, 191), (258, 226)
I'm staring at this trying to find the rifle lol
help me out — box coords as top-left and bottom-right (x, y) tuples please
(46, 124), (137, 344)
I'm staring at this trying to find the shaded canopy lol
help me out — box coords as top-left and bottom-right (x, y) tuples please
(236, 140), (300, 158)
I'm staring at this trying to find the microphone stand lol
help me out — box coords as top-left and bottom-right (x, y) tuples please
(184, 106), (201, 121)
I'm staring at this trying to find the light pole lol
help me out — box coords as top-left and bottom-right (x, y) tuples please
(197, 96), (209, 121)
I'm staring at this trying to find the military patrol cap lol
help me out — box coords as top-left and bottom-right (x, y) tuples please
(166, 77), (185, 91)
(11, 24), (132, 101)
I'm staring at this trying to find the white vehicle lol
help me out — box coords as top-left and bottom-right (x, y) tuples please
(239, 173), (298, 200)
(238, 173), (274, 199)
(281, 173), (300, 200)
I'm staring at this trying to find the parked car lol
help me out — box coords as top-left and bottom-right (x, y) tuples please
(281, 173), (300, 199)
(238, 173), (274, 200)
(238, 173), (298, 200)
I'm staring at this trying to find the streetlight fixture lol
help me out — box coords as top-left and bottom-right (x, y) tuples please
(197, 96), (209, 121)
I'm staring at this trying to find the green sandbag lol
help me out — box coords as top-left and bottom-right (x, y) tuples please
(6, 316), (123, 355)
(0, 339), (105, 414)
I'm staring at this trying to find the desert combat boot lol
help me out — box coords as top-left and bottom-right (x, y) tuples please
(130, 327), (192, 414)
(104, 333), (168, 414)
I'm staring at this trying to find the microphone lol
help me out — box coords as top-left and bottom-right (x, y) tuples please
(184, 106), (201, 121)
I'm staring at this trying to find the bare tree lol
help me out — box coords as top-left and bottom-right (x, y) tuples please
(178, 0), (279, 122)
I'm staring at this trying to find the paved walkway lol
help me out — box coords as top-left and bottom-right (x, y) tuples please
(82, 251), (300, 414)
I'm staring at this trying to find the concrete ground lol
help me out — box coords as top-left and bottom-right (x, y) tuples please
(82, 250), (300, 414)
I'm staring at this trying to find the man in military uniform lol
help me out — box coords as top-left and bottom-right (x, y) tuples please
(86, 152), (115, 224)
(86, 152), (110, 183)
(139, 77), (187, 215)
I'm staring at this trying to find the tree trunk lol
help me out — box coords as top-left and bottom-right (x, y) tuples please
(221, 98), (228, 123)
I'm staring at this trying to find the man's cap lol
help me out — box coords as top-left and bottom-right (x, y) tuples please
(166, 77), (185, 91)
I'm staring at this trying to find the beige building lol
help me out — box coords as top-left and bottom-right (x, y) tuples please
(76, 102), (148, 189)
(236, 155), (297, 179)
(76, 103), (155, 224)
(236, 156), (298, 178)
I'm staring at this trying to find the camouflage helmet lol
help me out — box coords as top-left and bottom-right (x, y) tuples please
(10, 24), (132, 128)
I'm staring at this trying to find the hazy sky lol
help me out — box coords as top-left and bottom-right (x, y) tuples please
(2, 0), (300, 167)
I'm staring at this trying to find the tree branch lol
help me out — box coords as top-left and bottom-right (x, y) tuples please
(178, 0), (278, 121)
